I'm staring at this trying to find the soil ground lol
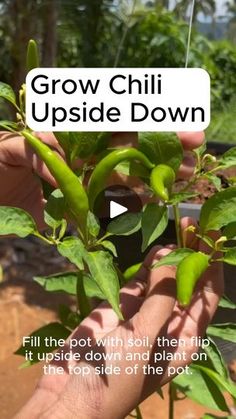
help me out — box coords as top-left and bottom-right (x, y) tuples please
(0, 285), (233, 419)
(0, 235), (235, 419)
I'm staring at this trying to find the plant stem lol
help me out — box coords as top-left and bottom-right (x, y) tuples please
(76, 273), (91, 318)
(34, 232), (53, 245)
(173, 204), (183, 248)
(95, 232), (112, 246)
(135, 405), (143, 419)
(168, 383), (174, 419)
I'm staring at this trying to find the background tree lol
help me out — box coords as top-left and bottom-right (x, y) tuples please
(226, 0), (236, 43)
(174, 0), (216, 22)
(0, 0), (59, 91)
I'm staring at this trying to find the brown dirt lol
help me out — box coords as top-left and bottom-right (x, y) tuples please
(0, 284), (233, 419)
(0, 200), (236, 418)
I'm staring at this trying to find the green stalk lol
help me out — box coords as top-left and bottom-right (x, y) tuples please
(168, 383), (174, 419)
(173, 204), (183, 248)
(135, 406), (143, 419)
(76, 273), (91, 318)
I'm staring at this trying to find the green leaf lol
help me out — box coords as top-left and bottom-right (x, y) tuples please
(114, 160), (130, 176)
(219, 295), (236, 309)
(87, 211), (100, 238)
(200, 187), (236, 233)
(0, 82), (16, 106)
(34, 272), (78, 295)
(220, 147), (236, 169)
(69, 132), (109, 160)
(0, 120), (18, 132)
(107, 212), (141, 236)
(152, 248), (194, 269)
(223, 222), (236, 239)
(194, 141), (207, 158)
(115, 160), (150, 179)
(141, 204), (168, 252)
(192, 364), (236, 400)
(138, 132), (183, 173)
(84, 250), (122, 319)
(130, 160), (151, 179)
(15, 322), (70, 365)
(83, 273), (106, 300)
(44, 189), (65, 229)
(170, 192), (198, 205)
(57, 237), (85, 269)
(58, 219), (67, 240)
(223, 248), (236, 265)
(173, 365), (229, 412)
(204, 337), (229, 379)
(207, 323), (236, 343)
(204, 173), (222, 191)
(58, 304), (81, 330)
(101, 240), (117, 257)
(0, 206), (37, 237)
(201, 235), (216, 249)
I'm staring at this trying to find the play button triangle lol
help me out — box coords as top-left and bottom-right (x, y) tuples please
(110, 201), (128, 219)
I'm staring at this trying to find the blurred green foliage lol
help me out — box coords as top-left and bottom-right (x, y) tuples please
(206, 98), (236, 143)
(0, 0), (235, 140)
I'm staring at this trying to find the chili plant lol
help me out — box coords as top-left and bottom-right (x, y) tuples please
(0, 40), (236, 418)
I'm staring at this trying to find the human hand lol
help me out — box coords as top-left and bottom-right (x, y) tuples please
(0, 131), (61, 230)
(0, 130), (204, 230)
(15, 219), (223, 419)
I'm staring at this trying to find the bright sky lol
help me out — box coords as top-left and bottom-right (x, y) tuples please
(169, 0), (230, 17)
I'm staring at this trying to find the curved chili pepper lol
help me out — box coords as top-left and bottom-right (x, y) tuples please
(87, 148), (154, 210)
(21, 130), (89, 239)
(150, 164), (175, 202)
(176, 251), (210, 307)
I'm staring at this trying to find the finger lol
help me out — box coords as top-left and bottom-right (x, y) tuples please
(69, 247), (174, 346)
(177, 152), (196, 179)
(68, 276), (148, 349)
(34, 131), (65, 156)
(130, 248), (176, 343)
(165, 244), (177, 250)
(0, 131), (59, 187)
(87, 249), (177, 417)
(136, 245), (163, 282)
(180, 216), (199, 249)
(177, 131), (205, 151)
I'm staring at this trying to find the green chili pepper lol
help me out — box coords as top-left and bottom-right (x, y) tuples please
(176, 251), (210, 307)
(150, 164), (175, 202)
(88, 148), (154, 210)
(26, 39), (39, 72)
(21, 130), (89, 239)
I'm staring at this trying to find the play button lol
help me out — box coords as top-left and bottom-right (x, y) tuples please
(94, 185), (143, 221)
(110, 201), (127, 219)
